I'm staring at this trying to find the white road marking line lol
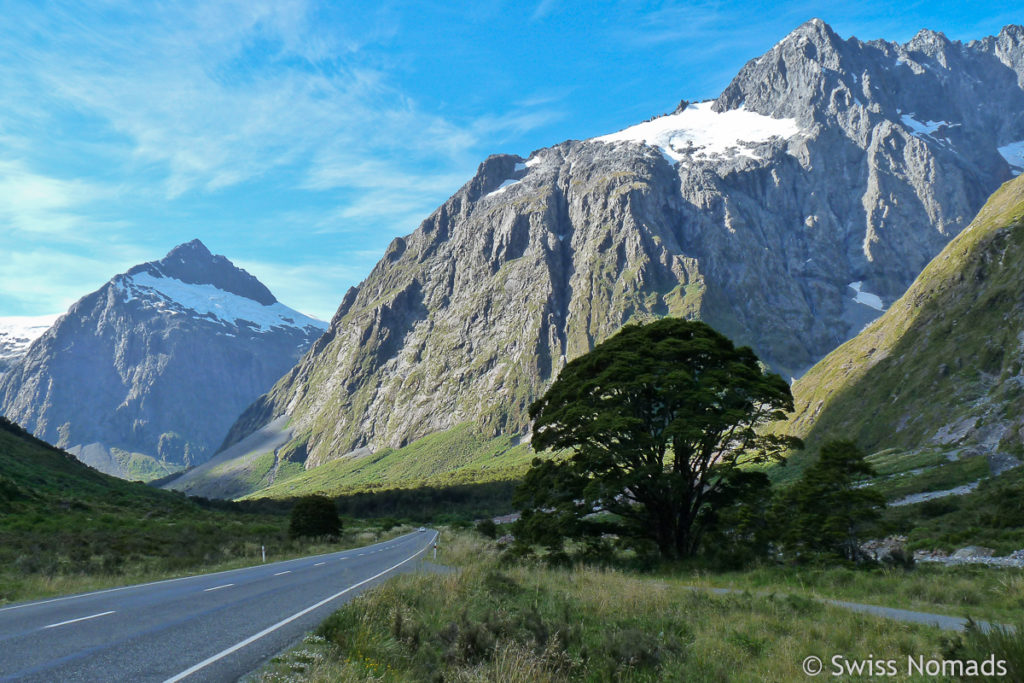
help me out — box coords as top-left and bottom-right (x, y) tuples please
(314, 562), (326, 567)
(273, 571), (291, 576)
(357, 553), (365, 556)
(163, 532), (437, 683)
(203, 584), (234, 593)
(43, 610), (115, 629)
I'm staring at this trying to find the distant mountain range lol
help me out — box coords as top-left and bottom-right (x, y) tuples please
(0, 240), (326, 480)
(208, 20), (1024, 490)
(0, 315), (59, 378)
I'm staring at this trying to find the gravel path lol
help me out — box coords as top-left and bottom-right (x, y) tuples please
(691, 586), (1010, 633)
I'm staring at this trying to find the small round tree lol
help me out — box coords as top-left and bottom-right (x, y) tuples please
(519, 318), (801, 560)
(289, 495), (342, 539)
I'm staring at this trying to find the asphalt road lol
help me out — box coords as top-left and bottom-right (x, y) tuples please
(0, 529), (439, 682)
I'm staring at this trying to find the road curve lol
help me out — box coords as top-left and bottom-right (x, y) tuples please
(0, 529), (439, 682)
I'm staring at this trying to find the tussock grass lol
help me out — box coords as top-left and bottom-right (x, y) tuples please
(255, 532), (953, 682)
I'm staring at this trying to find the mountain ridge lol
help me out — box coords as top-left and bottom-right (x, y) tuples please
(208, 19), (1024, 492)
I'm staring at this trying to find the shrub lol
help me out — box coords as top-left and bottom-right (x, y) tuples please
(289, 495), (341, 539)
(475, 518), (498, 539)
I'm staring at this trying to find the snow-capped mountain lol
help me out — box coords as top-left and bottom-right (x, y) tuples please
(218, 20), (1024, 477)
(0, 240), (326, 479)
(0, 314), (60, 377)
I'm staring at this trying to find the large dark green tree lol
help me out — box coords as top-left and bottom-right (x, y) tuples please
(518, 318), (800, 560)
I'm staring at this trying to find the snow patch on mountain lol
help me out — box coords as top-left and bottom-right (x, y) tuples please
(900, 114), (951, 139)
(848, 282), (885, 311)
(119, 272), (327, 334)
(593, 101), (801, 163)
(1000, 140), (1024, 176)
(485, 178), (521, 198)
(0, 314), (60, 361)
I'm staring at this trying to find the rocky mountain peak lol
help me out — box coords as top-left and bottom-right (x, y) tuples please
(127, 239), (277, 306)
(208, 21), (1024, 485)
(907, 28), (953, 49)
(787, 17), (845, 53)
(0, 243), (326, 478)
(982, 25), (1024, 88)
(713, 18), (851, 120)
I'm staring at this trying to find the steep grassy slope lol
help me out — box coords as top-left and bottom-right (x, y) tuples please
(784, 175), (1024, 472)
(241, 423), (534, 500)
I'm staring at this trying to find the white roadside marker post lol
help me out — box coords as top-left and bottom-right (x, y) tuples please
(262, 545), (266, 563)
(433, 540), (437, 560)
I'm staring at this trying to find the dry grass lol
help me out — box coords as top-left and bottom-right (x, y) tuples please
(255, 531), (960, 682)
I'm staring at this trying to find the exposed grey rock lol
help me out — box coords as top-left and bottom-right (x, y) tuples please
(987, 452), (1022, 476)
(889, 481), (982, 507)
(952, 545), (996, 559)
(0, 241), (326, 478)
(224, 20), (1024, 473)
(860, 535), (908, 562)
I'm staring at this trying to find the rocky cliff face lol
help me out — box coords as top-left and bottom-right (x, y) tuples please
(787, 174), (1024, 457)
(0, 240), (326, 478)
(225, 20), (1024, 471)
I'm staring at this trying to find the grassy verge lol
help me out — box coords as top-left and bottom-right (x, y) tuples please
(683, 563), (1024, 625)
(252, 532), (966, 682)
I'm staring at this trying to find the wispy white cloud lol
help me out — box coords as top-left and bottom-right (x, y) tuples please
(0, 1), (559, 202)
(0, 159), (116, 238)
(0, 0), (567, 316)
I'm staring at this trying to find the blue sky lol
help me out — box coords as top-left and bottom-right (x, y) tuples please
(0, 1), (1017, 320)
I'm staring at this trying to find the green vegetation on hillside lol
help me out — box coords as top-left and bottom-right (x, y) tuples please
(875, 466), (1024, 555)
(0, 417), (396, 605)
(242, 423), (535, 500)
(110, 447), (184, 482)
